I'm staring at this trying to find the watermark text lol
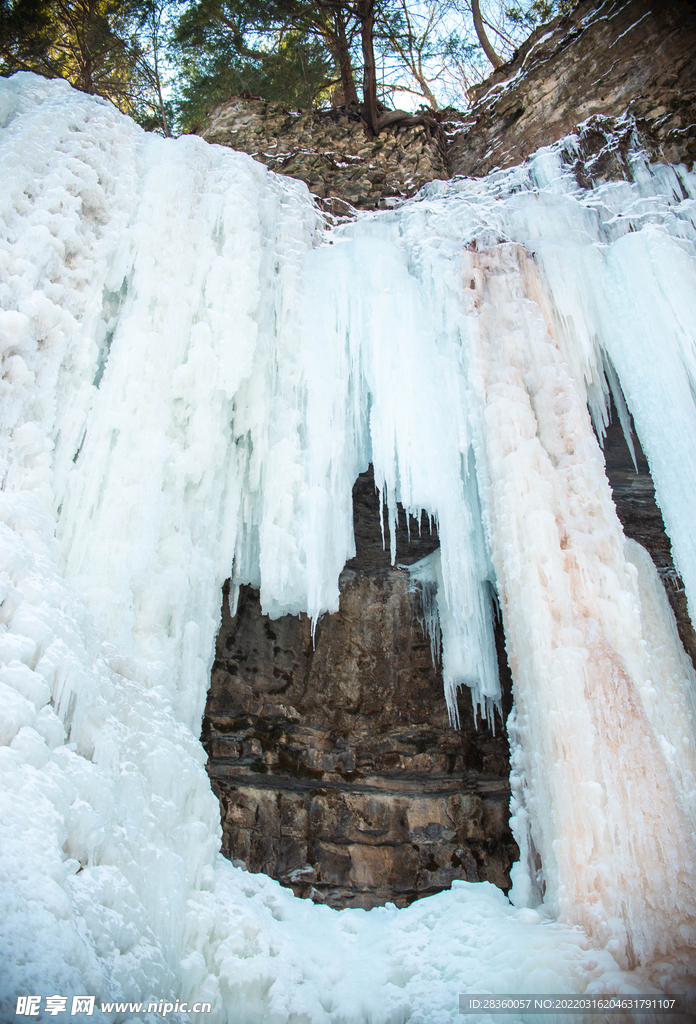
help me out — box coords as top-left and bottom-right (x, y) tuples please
(16, 995), (212, 1017)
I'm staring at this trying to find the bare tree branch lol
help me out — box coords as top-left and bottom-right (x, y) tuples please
(471, 0), (502, 68)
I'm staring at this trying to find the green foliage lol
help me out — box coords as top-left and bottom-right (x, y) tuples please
(0, 0), (175, 132)
(504, 0), (576, 29)
(2, 0), (130, 94)
(1, 0), (583, 134)
(0, 0), (56, 73)
(172, 0), (334, 130)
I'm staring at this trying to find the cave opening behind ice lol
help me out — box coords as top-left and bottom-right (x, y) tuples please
(202, 462), (523, 910)
(2, 73), (696, 1021)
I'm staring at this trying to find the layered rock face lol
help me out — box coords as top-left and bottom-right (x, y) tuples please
(203, 470), (518, 908)
(450, 0), (696, 177)
(199, 100), (449, 213)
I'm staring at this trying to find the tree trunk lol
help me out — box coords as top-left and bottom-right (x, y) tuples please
(153, 53), (170, 136)
(413, 71), (439, 111)
(72, 0), (100, 95)
(149, 2), (171, 137)
(471, 0), (502, 69)
(333, 11), (359, 105)
(356, 0), (445, 141)
(357, 0), (380, 133)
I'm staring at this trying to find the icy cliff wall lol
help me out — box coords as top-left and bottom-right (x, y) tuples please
(2, 70), (696, 1020)
(450, 0), (696, 178)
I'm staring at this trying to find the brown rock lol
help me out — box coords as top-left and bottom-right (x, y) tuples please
(198, 101), (447, 212)
(204, 467), (518, 908)
(449, 0), (696, 179)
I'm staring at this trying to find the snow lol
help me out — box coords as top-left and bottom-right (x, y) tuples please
(1, 72), (696, 1021)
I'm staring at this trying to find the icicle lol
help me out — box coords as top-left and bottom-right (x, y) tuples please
(604, 355), (638, 472)
(464, 237), (696, 966)
(407, 549), (499, 728)
(406, 552), (442, 672)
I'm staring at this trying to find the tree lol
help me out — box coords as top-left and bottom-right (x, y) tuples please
(0, 0), (56, 76)
(171, 0), (579, 134)
(1, 0), (133, 96)
(0, 0), (176, 132)
(174, 0), (445, 135)
(350, 0), (457, 134)
(375, 0), (454, 110)
(471, 0), (502, 68)
(131, 0), (175, 135)
(373, 0), (490, 111)
(2, 0), (579, 135)
(172, 0), (338, 128)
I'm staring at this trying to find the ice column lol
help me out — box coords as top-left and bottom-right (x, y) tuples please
(465, 239), (696, 966)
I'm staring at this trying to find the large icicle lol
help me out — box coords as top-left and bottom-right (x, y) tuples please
(298, 231), (500, 717)
(462, 239), (696, 967)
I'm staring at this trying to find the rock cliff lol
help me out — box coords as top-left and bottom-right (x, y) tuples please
(201, 0), (696, 907)
(199, 99), (449, 213)
(450, 0), (696, 178)
(204, 470), (517, 908)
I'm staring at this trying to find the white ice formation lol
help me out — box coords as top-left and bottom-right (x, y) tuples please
(1, 72), (696, 1022)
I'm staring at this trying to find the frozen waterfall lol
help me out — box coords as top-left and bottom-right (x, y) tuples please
(1, 72), (696, 1022)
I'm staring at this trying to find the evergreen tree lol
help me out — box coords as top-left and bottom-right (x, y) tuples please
(0, 0), (56, 75)
(1, 0), (580, 135)
(172, 0), (336, 129)
(0, 0), (175, 132)
(173, 0), (435, 135)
